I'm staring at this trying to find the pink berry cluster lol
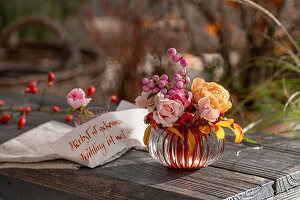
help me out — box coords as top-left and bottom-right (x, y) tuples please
(167, 48), (188, 67)
(141, 48), (190, 99)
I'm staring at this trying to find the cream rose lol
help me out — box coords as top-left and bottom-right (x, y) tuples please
(153, 92), (184, 127)
(135, 91), (155, 112)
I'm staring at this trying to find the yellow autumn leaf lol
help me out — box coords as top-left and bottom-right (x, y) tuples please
(215, 120), (232, 127)
(188, 129), (195, 153)
(152, 123), (157, 130)
(233, 123), (243, 143)
(208, 122), (219, 132)
(199, 125), (211, 134)
(143, 125), (152, 145)
(214, 126), (225, 140)
(226, 118), (234, 123)
(167, 127), (184, 140)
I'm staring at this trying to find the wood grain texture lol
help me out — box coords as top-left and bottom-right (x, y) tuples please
(0, 149), (275, 200)
(0, 174), (84, 200)
(212, 138), (300, 194)
(95, 149), (274, 200)
(267, 185), (300, 200)
(0, 168), (196, 200)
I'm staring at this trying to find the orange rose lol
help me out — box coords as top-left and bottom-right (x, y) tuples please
(191, 78), (232, 113)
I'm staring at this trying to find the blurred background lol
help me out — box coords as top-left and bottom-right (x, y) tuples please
(0, 0), (299, 135)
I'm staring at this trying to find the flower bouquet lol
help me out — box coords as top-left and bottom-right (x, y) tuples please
(135, 48), (243, 170)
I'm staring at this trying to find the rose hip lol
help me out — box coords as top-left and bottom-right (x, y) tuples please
(65, 114), (73, 122)
(1, 114), (11, 124)
(111, 95), (118, 103)
(87, 85), (96, 97)
(48, 72), (54, 82)
(52, 106), (60, 112)
(18, 116), (26, 129)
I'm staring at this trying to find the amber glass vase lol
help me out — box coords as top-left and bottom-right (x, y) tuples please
(147, 126), (225, 170)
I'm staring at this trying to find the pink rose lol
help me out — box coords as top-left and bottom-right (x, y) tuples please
(153, 92), (184, 127)
(171, 90), (192, 108)
(198, 97), (220, 122)
(135, 91), (155, 112)
(67, 88), (91, 109)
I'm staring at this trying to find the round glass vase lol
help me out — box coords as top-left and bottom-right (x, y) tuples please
(147, 125), (225, 170)
(73, 107), (109, 127)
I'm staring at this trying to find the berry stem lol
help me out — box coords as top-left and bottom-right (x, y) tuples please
(9, 89), (25, 110)
(107, 98), (111, 110)
(38, 83), (48, 111)
(0, 107), (68, 114)
(184, 68), (187, 90)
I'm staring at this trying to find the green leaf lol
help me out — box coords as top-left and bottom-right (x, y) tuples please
(243, 118), (264, 134)
(81, 115), (85, 121)
(67, 107), (76, 114)
(147, 94), (155, 100)
(85, 110), (93, 115)
(243, 137), (258, 144)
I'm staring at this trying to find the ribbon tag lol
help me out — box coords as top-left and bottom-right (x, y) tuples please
(50, 108), (148, 168)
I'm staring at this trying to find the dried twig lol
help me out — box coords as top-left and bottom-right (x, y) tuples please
(227, 0), (300, 54)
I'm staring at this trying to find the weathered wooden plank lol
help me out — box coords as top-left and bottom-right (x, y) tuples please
(95, 149), (274, 200)
(212, 139), (300, 194)
(268, 185), (300, 200)
(0, 168), (195, 200)
(0, 174), (85, 200)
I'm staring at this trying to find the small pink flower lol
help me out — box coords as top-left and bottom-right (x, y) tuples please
(153, 92), (184, 127)
(67, 88), (91, 109)
(198, 97), (220, 122)
(171, 90), (192, 108)
(135, 91), (155, 112)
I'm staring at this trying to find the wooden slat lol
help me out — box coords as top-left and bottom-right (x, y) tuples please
(95, 149), (274, 200)
(268, 185), (300, 200)
(0, 174), (84, 200)
(212, 140), (300, 194)
(0, 168), (195, 200)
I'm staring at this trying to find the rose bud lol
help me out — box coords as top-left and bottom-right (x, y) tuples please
(180, 113), (194, 125)
(144, 112), (155, 124)
(87, 85), (96, 97)
(186, 104), (194, 113)
(65, 114), (73, 122)
(1, 114), (12, 124)
(52, 106), (60, 112)
(111, 94), (118, 103)
(67, 88), (91, 109)
(18, 116), (26, 129)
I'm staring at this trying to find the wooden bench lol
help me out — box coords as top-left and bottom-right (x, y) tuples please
(0, 90), (299, 199)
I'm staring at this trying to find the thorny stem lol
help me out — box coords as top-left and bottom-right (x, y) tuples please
(9, 89), (25, 110)
(0, 108), (67, 114)
(107, 98), (111, 110)
(38, 84), (48, 111)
